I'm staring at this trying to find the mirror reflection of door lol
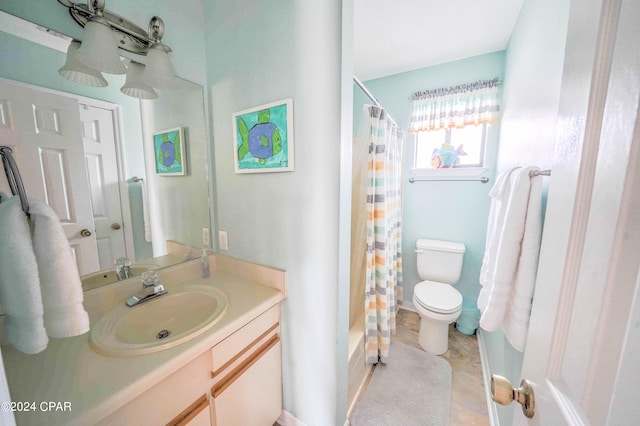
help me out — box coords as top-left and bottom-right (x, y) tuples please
(79, 102), (128, 271)
(0, 78), (129, 275)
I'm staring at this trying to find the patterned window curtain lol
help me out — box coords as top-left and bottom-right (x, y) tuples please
(363, 105), (405, 365)
(408, 77), (501, 133)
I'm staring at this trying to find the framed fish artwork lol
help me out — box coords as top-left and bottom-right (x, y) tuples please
(153, 127), (186, 176)
(232, 98), (294, 173)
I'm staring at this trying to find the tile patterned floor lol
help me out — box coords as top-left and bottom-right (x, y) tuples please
(393, 309), (489, 426)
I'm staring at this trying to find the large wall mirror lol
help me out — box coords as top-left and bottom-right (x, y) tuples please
(0, 12), (211, 290)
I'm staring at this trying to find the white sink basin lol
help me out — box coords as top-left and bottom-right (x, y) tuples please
(90, 284), (228, 357)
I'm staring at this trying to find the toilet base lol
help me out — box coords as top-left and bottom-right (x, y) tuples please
(418, 316), (451, 355)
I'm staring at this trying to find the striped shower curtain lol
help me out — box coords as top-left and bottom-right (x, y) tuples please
(363, 105), (405, 365)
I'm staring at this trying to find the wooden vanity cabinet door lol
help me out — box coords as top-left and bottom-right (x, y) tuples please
(210, 335), (282, 426)
(99, 352), (213, 425)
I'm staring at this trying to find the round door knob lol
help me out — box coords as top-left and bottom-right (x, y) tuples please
(80, 229), (92, 237)
(491, 374), (535, 418)
(111, 223), (122, 230)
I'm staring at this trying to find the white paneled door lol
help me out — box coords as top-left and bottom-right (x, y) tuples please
(0, 78), (99, 275)
(79, 103), (127, 271)
(514, 0), (640, 424)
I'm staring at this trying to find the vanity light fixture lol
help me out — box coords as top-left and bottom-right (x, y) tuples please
(57, 0), (176, 98)
(121, 60), (158, 100)
(58, 41), (109, 87)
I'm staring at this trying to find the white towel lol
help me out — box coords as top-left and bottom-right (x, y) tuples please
(29, 200), (90, 338)
(140, 179), (152, 242)
(478, 167), (543, 351)
(0, 193), (48, 354)
(501, 172), (543, 350)
(479, 167), (521, 288)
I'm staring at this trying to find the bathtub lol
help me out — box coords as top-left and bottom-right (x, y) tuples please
(347, 314), (372, 415)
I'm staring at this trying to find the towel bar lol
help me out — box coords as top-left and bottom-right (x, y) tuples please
(0, 146), (30, 216)
(529, 169), (551, 177)
(409, 176), (490, 184)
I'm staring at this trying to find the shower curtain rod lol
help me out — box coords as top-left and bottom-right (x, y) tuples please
(353, 76), (401, 130)
(353, 76), (381, 107)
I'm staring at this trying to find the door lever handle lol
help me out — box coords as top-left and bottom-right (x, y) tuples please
(491, 374), (535, 418)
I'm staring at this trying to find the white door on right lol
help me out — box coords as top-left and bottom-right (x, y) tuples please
(515, 0), (640, 424)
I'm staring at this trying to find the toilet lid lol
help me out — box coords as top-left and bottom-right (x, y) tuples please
(414, 280), (462, 314)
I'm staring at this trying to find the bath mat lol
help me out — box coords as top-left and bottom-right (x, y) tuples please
(350, 342), (452, 426)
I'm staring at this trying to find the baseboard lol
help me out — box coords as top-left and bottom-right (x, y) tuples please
(277, 410), (307, 426)
(476, 329), (499, 426)
(398, 300), (417, 313)
(277, 409), (351, 426)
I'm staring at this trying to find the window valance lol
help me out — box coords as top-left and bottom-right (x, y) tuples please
(408, 77), (501, 133)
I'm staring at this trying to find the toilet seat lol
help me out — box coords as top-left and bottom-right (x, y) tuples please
(414, 280), (462, 314)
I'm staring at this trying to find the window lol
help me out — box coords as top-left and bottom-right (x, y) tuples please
(414, 124), (487, 169)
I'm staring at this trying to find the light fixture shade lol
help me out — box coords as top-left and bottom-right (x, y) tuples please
(58, 41), (108, 87)
(121, 61), (158, 100)
(141, 43), (177, 90)
(75, 18), (126, 75)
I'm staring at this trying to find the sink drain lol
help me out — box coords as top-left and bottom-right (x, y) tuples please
(156, 329), (171, 340)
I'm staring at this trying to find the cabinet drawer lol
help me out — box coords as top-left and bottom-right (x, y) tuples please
(210, 305), (279, 375)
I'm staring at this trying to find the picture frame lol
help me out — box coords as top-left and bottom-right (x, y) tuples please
(232, 98), (294, 173)
(153, 127), (186, 176)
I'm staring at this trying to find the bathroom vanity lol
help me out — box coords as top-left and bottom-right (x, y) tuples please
(1, 255), (286, 425)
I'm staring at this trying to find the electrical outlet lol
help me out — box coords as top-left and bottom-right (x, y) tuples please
(202, 228), (211, 246)
(219, 230), (229, 251)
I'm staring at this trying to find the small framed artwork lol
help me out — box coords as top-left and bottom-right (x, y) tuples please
(153, 127), (186, 176)
(232, 98), (294, 173)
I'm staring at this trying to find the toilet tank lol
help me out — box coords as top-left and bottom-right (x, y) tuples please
(416, 239), (465, 284)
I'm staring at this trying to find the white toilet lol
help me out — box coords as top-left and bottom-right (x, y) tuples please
(413, 239), (465, 355)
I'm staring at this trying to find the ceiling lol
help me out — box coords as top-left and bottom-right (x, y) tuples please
(354, 0), (525, 81)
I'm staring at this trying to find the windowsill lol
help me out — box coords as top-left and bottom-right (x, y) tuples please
(410, 167), (488, 180)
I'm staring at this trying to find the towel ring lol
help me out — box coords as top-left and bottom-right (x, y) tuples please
(0, 146), (30, 216)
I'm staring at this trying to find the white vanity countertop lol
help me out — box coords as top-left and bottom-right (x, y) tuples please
(2, 265), (284, 425)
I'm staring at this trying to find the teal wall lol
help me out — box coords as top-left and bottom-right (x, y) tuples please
(203, 1), (346, 424)
(484, 0), (570, 424)
(354, 52), (505, 305)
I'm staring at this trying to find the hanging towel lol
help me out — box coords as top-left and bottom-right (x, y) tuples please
(477, 167), (543, 351)
(501, 171), (543, 351)
(140, 179), (152, 242)
(0, 193), (48, 354)
(479, 167), (521, 288)
(29, 200), (90, 338)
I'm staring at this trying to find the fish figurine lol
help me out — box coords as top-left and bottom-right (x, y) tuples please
(237, 109), (283, 164)
(431, 143), (467, 168)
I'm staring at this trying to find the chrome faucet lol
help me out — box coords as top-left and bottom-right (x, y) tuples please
(126, 270), (167, 307)
(115, 257), (132, 280)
